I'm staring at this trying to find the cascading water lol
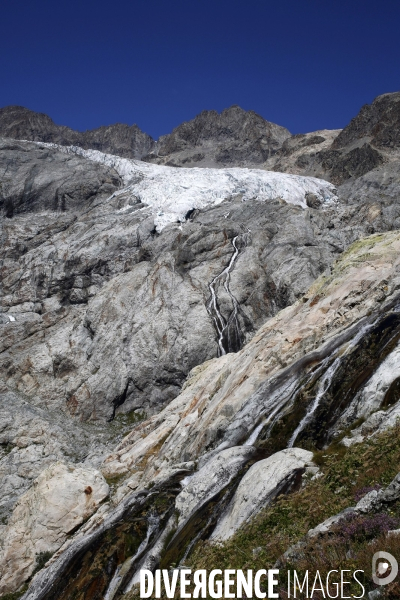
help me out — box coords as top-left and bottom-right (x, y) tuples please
(123, 513), (162, 593)
(104, 513), (159, 600)
(242, 316), (383, 451)
(287, 317), (382, 448)
(288, 356), (341, 447)
(207, 234), (247, 356)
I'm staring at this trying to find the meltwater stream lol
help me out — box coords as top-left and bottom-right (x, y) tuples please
(103, 514), (159, 600)
(287, 317), (381, 447)
(207, 235), (246, 356)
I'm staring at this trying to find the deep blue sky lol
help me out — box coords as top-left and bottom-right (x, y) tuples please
(1, 0), (399, 139)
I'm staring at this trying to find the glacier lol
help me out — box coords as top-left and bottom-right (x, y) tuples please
(35, 142), (338, 231)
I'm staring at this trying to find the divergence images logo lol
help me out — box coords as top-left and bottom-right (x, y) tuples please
(372, 551), (398, 586)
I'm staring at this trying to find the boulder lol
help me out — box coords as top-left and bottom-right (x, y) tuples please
(211, 448), (314, 541)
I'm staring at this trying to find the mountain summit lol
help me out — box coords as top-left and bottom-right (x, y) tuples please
(143, 105), (291, 167)
(0, 105), (155, 159)
(0, 104), (291, 166)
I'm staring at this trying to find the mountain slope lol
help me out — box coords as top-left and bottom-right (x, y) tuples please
(0, 106), (155, 159)
(10, 229), (400, 599)
(2, 93), (400, 598)
(267, 92), (400, 185)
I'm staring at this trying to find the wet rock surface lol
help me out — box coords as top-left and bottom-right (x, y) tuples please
(15, 229), (400, 599)
(175, 446), (257, 528)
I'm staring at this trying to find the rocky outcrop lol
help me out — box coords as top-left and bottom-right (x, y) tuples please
(211, 448), (314, 541)
(3, 94), (400, 597)
(0, 139), (122, 216)
(0, 106), (155, 159)
(102, 230), (400, 482)
(1, 139), (361, 538)
(266, 129), (342, 178)
(0, 390), (113, 532)
(175, 446), (256, 527)
(3, 136), (400, 573)
(0, 462), (109, 595)
(267, 92), (400, 186)
(0, 106), (79, 146)
(143, 105), (291, 167)
(16, 229), (400, 600)
(0, 139), (349, 426)
(332, 92), (400, 151)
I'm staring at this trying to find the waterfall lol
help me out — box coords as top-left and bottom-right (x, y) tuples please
(288, 356), (341, 447)
(207, 234), (246, 356)
(288, 316), (381, 447)
(104, 513), (159, 600)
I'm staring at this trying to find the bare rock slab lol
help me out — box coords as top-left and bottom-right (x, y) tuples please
(0, 461), (109, 595)
(211, 448), (314, 541)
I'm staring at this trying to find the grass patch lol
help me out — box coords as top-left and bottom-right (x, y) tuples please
(0, 584), (28, 600)
(31, 551), (53, 577)
(188, 423), (400, 592)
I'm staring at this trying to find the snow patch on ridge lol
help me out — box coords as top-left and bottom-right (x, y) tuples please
(36, 143), (338, 231)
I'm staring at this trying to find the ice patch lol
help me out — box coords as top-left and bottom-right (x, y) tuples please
(35, 143), (338, 231)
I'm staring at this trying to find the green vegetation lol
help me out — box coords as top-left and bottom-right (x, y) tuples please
(0, 443), (14, 456)
(188, 424), (400, 597)
(0, 585), (28, 600)
(31, 551), (53, 577)
(111, 410), (147, 430)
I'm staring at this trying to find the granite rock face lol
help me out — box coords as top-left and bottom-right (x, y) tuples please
(0, 388), (122, 532)
(0, 106), (155, 159)
(175, 446), (257, 527)
(0, 139), (353, 425)
(0, 138), (358, 541)
(2, 94), (400, 597)
(1, 130), (398, 542)
(0, 138), (122, 216)
(102, 230), (400, 482)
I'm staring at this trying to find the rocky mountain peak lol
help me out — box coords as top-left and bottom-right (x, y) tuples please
(143, 105), (291, 167)
(0, 105), (155, 159)
(0, 105), (77, 144)
(332, 90), (400, 150)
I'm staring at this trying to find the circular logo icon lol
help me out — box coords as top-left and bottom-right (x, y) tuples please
(372, 551), (398, 586)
